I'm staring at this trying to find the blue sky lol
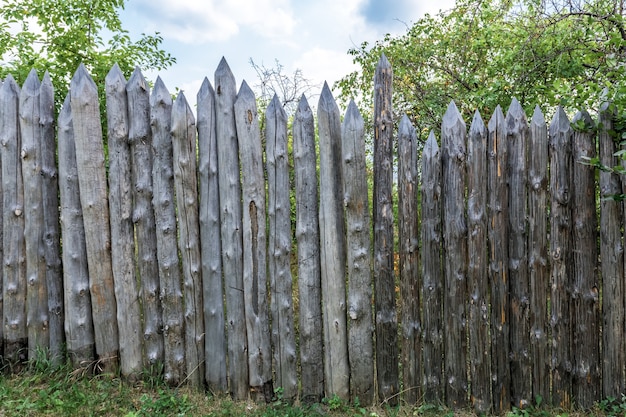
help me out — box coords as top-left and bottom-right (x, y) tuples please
(119, 0), (455, 111)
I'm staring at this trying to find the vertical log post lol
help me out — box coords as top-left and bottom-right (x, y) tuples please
(151, 77), (185, 386)
(599, 100), (625, 398)
(571, 109), (600, 408)
(373, 53), (398, 405)
(528, 106), (549, 404)
(1, 75), (27, 369)
(57, 95), (95, 369)
(421, 131), (443, 403)
(171, 92), (205, 388)
(293, 95), (324, 404)
(397, 114), (420, 405)
(441, 101), (468, 408)
(487, 106), (510, 412)
(106, 64), (142, 379)
(127, 67), (164, 369)
(506, 98), (531, 408)
(343, 100), (375, 405)
(197, 77), (227, 393)
(467, 110), (490, 414)
(214, 58), (248, 400)
(20, 70), (48, 357)
(266, 94), (297, 401)
(70, 64), (118, 373)
(549, 107), (573, 407)
(40, 72), (63, 365)
(235, 82), (273, 401)
(318, 82), (349, 400)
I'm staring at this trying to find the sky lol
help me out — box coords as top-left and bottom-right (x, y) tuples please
(119, 0), (456, 111)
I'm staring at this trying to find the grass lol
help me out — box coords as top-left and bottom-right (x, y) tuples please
(0, 356), (622, 417)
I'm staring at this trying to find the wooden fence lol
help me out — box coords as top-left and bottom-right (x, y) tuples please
(0, 54), (623, 413)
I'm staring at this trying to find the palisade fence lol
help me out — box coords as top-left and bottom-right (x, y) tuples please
(0, 53), (622, 413)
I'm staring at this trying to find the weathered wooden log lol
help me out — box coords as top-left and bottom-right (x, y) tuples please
(171, 91), (205, 389)
(599, 100), (625, 398)
(214, 58), (248, 400)
(197, 77), (227, 393)
(151, 76), (184, 386)
(234, 81), (273, 401)
(571, 109), (600, 408)
(318, 82), (349, 400)
(506, 98), (531, 408)
(343, 100), (374, 405)
(40, 72), (63, 365)
(373, 53), (398, 405)
(293, 94), (324, 404)
(397, 114), (420, 405)
(20, 70), (49, 357)
(70, 64), (118, 373)
(487, 105), (510, 413)
(58, 95), (95, 370)
(105, 64), (142, 379)
(549, 107), (573, 407)
(528, 106), (549, 404)
(467, 110), (490, 414)
(127, 67), (164, 369)
(421, 130), (443, 403)
(266, 94), (297, 402)
(1, 75), (27, 369)
(441, 100), (468, 408)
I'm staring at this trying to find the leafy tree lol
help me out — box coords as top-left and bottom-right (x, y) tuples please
(335, 0), (626, 138)
(0, 0), (175, 108)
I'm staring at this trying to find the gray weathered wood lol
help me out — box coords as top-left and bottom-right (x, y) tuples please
(151, 76), (184, 386)
(126, 67), (164, 369)
(293, 94), (324, 404)
(235, 81), (273, 401)
(318, 82), (349, 400)
(197, 77), (227, 393)
(373, 54), (398, 404)
(343, 100), (374, 405)
(58, 95), (95, 369)
(599, 100), (625, 398)
(528, 106), (549, 404)
(397, 113), (420, 405)
(171, 91), (205, 388)
(1, 75), (27, 369)
(40, 72), (63, 365)
(467, 110), (490, 414)
(20, 70), (49, 357)
(421, 131), (443, 403)
(70, 64), (118, 372)
(571, 109), (600, 408)
(266, 94), (297, 402)
(487, 105), (510, 412)
(441, 101), (468, 408)
(549, 106), (573, 408)
(215, 58), (248, 400)
(105, 64), (143, 379)
(506, 98), (531, 408)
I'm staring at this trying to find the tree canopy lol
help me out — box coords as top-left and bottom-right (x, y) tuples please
(335, 0), (626, 138)
(0, 0), (175, 106)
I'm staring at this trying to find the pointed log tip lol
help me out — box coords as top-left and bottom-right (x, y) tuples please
(197, 77), (215, 100)
(531, 105), (545, 125)
(442, 100), (464, 128)
(572, 108), (592, 126)
(127, 67), (147, 91)
(423, 131), (439, 157)
(215, 57), (234, 79)
(469, 110), (485, 134)
(152, 78), (171, 106)
(70, 64), (97, 91)
(22, 69), (41, 94)
(105, 63), (125, 84)
(506, 97), (525, 119)
(550, 106), (570, 133)
(344, 99), (361, 122)
(237, 80), (255, 99)
(297, 94), (310, 113)
(398, 113), (412, 131)
(319, 82), (335, 106)
(377, 53), (391, 68)
(267, 94), (286, 118)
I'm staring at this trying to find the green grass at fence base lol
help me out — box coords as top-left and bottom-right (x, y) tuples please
(0, 360), (618, 417)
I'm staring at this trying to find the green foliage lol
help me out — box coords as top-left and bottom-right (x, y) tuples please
(0, 0), (175, 108)
(335, 0), (626, 138)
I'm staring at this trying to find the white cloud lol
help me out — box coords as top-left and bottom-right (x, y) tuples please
(134, 0), (295, 43)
